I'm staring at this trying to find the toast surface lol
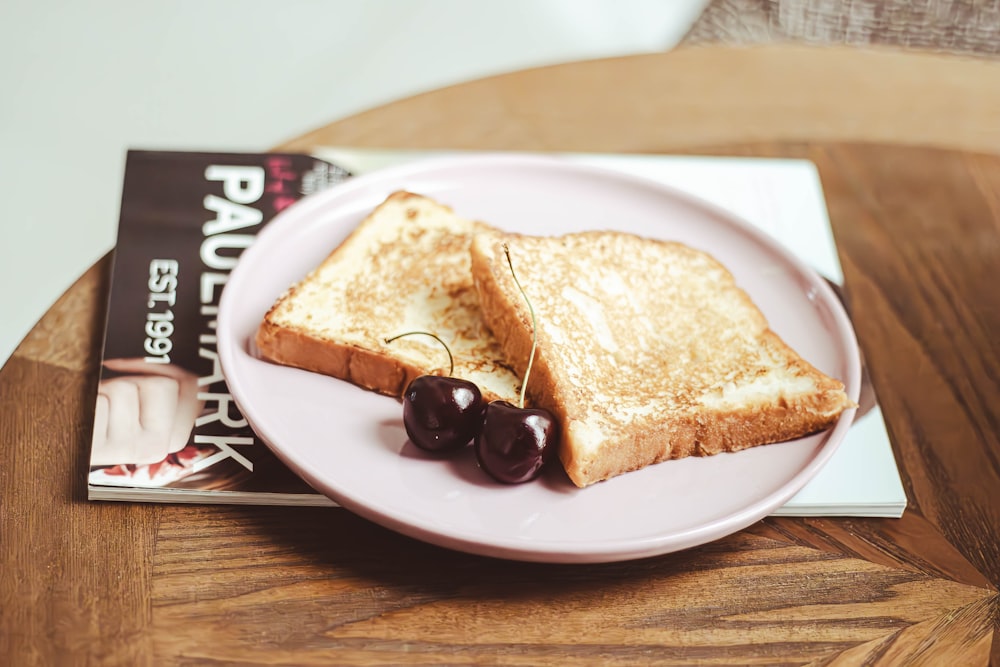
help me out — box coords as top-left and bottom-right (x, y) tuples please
(256, 191), (521, 402)
(470, 230), (855, 487)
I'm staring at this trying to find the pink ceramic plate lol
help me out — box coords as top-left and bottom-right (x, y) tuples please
(217, 154), (860, 563)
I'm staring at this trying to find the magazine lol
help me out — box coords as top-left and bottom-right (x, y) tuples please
(88, 148), (907, 517)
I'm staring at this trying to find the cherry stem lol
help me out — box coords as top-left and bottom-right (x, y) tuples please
(503, 243), (536, 410)
(384, 331), (455, 376)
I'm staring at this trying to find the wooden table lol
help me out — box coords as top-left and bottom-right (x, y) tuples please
(3, 46), (999, 665)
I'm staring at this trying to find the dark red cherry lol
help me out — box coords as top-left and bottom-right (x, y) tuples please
(402, 375), (486, 452)
(475, 401), (559, 483)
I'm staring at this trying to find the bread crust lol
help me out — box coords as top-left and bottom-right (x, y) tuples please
(256, 318), (424, 398)
(559, 356), (852, 487)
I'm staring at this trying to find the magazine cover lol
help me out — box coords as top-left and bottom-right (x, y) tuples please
(88, 150), (348, 504)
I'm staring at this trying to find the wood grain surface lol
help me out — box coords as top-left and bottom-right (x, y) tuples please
(2, 46), (1000, 665)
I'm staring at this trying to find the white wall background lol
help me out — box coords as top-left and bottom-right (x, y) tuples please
(0, 0), (709, 366)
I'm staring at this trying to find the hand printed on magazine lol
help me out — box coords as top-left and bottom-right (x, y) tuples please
(90, 358), (203, 466)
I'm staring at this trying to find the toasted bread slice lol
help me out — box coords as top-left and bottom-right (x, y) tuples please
(256, 191), (521, 402)
(470, 230), (855, 487)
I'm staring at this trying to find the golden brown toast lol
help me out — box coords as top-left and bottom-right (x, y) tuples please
(256, 191), (522, 402)
(470, 230), (855, 487)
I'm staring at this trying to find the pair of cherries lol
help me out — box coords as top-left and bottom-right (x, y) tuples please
(402, 374), (558, 484)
